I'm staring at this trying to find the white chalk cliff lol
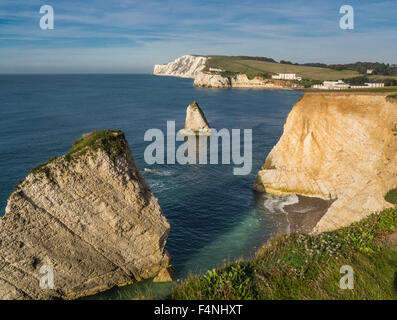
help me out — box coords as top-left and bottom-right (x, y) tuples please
(0, 130), (172, 300)
(254, 92), (397, 233)
(179, 101), (211, 135)
(154, 55), (302, 89)
(153, 55), (208, 78)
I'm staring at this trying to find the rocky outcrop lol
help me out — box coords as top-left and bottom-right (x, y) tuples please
(194, 72), (300, 89)
(230, 74), (300, 89)
(153, 55), (208, 78)
(0, 130), (172, 300)
(179, 101), (211, 135)
(254, 92), (397, 233)
(193, 73), (231, 88)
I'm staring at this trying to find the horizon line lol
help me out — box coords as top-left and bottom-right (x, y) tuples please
(0, 72), (154, 75)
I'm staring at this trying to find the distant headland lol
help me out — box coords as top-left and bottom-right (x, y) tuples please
(154, 55), (397, 90)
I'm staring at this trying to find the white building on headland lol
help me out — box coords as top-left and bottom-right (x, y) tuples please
(349, 85), (369, 89)
(272, 73), (302, 81)
(312, 80), (349, 90)
(365, 82), (385, 88)
(346, 82), (385, 89)
(313, 80), (385, 90)
(209, 67), (225, 72)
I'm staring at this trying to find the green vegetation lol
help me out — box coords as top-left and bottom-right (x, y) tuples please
(29, 156), (60, 176)
(205, 56), (397, 85)
(369, 77), (397, 86)
(342, 76), (397, 86)
(387, 94), (397, 102)
(189, 101), (200, 111)
(329, 62), (397, 76)
(205, 56), (361, 81)
(29, 130), (127, 176)
(65, 130), (126, 162)
(171, 208), (397, 300)
(224, 56), (277, 63)
(219, 71), (239, 78)
(294, 79), (322, 88)
(343, 76), (370, 85)
(385, 189), (397, 205)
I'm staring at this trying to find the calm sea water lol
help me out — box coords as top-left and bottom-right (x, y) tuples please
(0, 74), (302, 299)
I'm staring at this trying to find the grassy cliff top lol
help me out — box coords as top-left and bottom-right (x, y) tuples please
(205, 56), (360, 81)
(171, 208), (397, 300)
(387, 94), (397, 102)
(29, 130), (127, 176)
(204, 56), (397, 82)
(66, 130), (126, 161)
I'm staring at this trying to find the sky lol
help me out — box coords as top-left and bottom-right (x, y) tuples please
(0, 0), (396, 73)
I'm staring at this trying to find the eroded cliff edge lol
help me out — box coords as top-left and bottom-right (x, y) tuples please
(153, 55), (299, 89)
(153, 55), (208, 78)
(0, 130), (171, 300)
(254, 92), (397, 233)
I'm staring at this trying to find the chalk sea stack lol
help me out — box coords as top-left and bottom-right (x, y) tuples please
(0, 130), (172, 300)
(179, 101), (212, 136)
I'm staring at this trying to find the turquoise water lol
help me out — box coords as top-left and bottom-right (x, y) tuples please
(0, 74), (302, 299)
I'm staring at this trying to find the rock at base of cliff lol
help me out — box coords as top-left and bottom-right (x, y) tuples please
(153, 267), (175, 283)
(179, 101), (212, 136)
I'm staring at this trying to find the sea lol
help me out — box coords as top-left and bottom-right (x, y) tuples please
(0, 74), (302, 299)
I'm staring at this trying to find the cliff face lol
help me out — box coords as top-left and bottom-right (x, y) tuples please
(254, 92), (397, 233)
(153, 55), (208, 78)
(194, 73), (299, 89)
(193, 72), (231, 88)
(0, 130), (171, 300)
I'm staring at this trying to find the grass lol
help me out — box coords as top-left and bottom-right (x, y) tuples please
(387, 94), (397, 102)
(205, 56), (361, 81)
(171, 208), (397, 300)
(29, 130), (127, 176)
(385, 189), (397, 205)
(65, 130), (126, 161)
(368, 74), (397, 81)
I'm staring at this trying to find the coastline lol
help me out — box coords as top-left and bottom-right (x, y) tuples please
(153, 56), (304, 90)
(154, 72), (302, 90)
(154, 73), (303, 91)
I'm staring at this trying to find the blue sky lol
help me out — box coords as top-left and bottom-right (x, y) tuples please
(0, 0), (396, 73)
